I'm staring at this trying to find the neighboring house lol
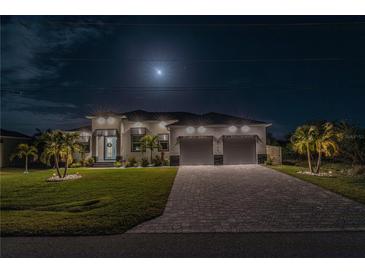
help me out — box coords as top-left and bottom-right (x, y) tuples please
(71, 110), (272, 165)
(0, 129), (31, 168)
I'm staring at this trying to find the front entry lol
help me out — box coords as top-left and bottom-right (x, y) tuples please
(104, 136), (117, 160)
(180, 137), (214, 165)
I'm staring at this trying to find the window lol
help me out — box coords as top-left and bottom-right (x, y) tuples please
(131, 128), (146, 152)
(78, 133), (91, 153)
(158, 134), (169, 151)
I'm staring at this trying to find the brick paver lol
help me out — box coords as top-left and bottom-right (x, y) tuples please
(128, 165), (365, 233)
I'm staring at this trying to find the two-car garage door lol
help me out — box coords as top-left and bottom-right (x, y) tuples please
(179, 136), (256, 165)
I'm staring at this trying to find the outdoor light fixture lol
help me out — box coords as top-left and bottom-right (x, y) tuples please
(241, 125), (250, 133)
(186, 126), (195, 134)
(107, 117), (115, 125)
(134, 122), (143, 127)
(197, 126), (206, 133)
(159, 121), (167, 128)
(97, 117), (106, 124)
(228, 125), (237, 133)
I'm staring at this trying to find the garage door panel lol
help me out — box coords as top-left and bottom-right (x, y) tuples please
(223, 137), (256, 165)
(180, 137), (213, 165)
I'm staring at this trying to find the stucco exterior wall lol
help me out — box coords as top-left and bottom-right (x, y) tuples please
(120, 120), (176, 161)
(88, 114), (268, 163)
(169, 125), (267, 156)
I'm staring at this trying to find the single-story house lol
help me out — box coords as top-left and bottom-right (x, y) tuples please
(70, 110), (272, 166)
(0, 129), (31, 168)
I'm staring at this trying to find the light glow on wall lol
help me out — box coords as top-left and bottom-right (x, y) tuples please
(97, 117), (106, 124)
(241, 125), (250, 133)
(197, 126), (206, 133)
(228, 125), (237, 133)
(107, 117), (115, 125)
(186, 126), (195, 134)
(159, 121), (167, 128)
(134, 122), (143, 127)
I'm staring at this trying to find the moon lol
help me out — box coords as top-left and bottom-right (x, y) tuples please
(155, 68), (163, 76)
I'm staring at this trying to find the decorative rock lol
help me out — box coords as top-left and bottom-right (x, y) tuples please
(47, 174), (82, 182)
(297, 171), (334, 177)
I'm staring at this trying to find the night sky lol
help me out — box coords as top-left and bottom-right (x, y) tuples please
(2, 16), (365, 138)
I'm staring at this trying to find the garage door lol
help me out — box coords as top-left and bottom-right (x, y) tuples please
(180, 137), (214, 165)
(223, 136), (256, 164)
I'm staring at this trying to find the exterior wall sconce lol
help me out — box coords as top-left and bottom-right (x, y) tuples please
(197, 126), (206, 133)
(107, 117), (115, 125)
(228, 125), (237, 133)
(97, 117), (106, 124)
(159, 121), (167, 128)
(186, 126), (195, 134)
(241, 125), (250, 133)
(134, 122), (143, 128)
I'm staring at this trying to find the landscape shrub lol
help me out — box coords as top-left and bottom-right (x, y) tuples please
(140, 157), (149, 167)
(152, 155), (162, 166)
(113, 161), (122, 167)
(125, 157), (137, 167)
(349, 165), (365, 176)
(70, 162), (82, 168)
(84, 157), (95, 167)
(265, 157), (273, 166)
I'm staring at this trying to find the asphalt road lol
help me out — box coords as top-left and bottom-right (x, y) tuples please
(2, 232), (365, 257)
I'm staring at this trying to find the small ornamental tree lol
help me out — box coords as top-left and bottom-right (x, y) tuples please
(140, 135), (160, 163)
(60, 132), (81, 178)
(10, 144), (38, 173)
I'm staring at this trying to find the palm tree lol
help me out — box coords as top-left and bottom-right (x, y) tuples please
(60, 132), (81, 178)
(140, 135), (160, 163)
(39, 130), (64, 178)
(10, 144), (38, 173)
(291, 124), (316, 173)
(40, 130), (81, 178)
(312, 122), (341, 173)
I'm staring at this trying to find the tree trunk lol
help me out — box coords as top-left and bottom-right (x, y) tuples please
(54, 155), (62, 178)
(24, 156), (28, 173)
(315, 149), (322, 174)
(306, 143), (313, 173)
(63, 155), (68, 178)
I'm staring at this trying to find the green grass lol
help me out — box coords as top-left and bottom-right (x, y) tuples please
(269, 165), (365, 205)
(0, 167), (177, 236)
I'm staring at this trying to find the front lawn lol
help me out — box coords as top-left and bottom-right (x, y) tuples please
(270, 165), (365, 205)
(0, 167), (177, 236)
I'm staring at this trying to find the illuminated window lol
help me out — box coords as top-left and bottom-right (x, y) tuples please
(131, 128), (146, 152)
(158, 134), (169, 151)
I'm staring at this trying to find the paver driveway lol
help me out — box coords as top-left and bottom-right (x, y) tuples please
(129, 165), (365, 233)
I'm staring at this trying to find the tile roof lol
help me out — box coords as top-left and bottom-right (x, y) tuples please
(122, 110), (199, 122)
(86, 110), (268, 126)
(122, 110), (268, 126)
(67, 125), (92, 132)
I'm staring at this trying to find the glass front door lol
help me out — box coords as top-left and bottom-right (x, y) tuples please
(104, 136), (117, 160)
